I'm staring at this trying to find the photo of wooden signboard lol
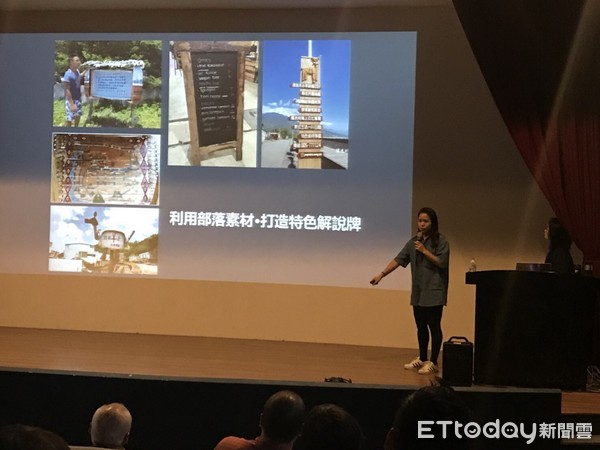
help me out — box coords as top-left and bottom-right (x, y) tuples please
(50, 133), (160, 206)
(173, 41), (253, 165)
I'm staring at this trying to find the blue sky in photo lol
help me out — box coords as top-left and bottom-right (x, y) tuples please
(261, 40), (351, 136)
(49, 205), (159, 252)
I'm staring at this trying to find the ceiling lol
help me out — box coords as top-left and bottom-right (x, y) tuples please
(0, 0), (450, 12)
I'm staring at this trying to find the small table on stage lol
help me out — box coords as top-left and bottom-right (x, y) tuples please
(466, 270), (599, 390)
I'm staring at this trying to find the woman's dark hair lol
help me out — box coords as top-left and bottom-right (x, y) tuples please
(391, 386), (473, 450)
(547, 217), (571, 251)
(295, 404), (364, 450)
(418, 207), (440, 248)
(0, 424), (70, 450)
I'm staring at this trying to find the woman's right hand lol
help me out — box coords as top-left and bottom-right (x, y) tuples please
(370, 273), (383, 285)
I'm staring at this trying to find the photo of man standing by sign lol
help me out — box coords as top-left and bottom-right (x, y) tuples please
(53, 40), (162, 129)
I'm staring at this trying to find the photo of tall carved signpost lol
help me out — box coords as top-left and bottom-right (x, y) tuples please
(290, 54), (324, 169)
(260, 40), (350, 170)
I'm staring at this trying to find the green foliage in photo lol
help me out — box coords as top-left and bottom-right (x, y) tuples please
(53, 99), (161, 129)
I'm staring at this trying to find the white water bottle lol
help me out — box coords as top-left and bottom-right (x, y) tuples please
(468, 258), (477, 272)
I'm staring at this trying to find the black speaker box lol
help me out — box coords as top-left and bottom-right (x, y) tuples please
(442, 336), (473, 386)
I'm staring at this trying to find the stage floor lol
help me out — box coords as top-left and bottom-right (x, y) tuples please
(0, 326), (597, 414)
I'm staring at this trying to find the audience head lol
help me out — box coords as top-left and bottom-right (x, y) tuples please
(294, 403), (364, 450)
(90, 402), (132, 449)
(545, 217), (572, 250)
(260, 390), (305, 443)
(385, 386), (472, 450)
(0, 424), (69, 450)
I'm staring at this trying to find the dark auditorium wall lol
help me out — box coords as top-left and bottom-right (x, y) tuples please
(0, 5), (578, 348)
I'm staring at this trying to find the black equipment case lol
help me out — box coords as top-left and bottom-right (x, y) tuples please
(442, 336), (473, 386)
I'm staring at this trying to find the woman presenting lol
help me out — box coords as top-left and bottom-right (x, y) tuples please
(370, 207), (450, 374)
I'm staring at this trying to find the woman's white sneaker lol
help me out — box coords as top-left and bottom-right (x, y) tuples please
(418, 361), (439, 374)
(403, 357), (424, 370)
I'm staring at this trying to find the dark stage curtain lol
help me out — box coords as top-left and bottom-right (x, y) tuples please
(453, 0), (600, 364)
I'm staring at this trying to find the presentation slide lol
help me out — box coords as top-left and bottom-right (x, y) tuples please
(0, 32), (416, 289)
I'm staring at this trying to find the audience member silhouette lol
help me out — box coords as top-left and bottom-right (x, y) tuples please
(214, 390), (305, 450)
(90, 403), (132, 450)
(0, 424), (70, 450)
(384, 386), (473, 450)
(544, 217), (574, 274)
(293, 404), (364, 450)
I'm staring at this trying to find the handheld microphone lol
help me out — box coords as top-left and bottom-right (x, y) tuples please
(415, 231), (424, 260)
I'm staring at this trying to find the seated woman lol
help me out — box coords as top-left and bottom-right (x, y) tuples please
(544, 217), (574, 274)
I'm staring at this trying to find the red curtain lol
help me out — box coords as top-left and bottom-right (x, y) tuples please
(453, 0), (600, 365)
(452, 0), (600, 274)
